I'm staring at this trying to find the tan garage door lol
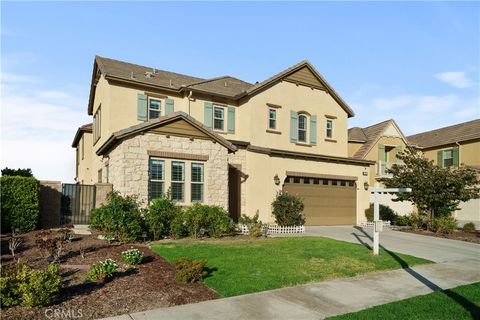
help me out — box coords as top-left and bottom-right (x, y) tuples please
(283, 176), (357, 226)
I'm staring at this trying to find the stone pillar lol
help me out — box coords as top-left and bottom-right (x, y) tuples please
(39, 180), (62, 228)
(95, 183), (113, 207)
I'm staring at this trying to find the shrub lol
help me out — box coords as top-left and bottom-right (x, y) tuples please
(183, 204), (233, 238)
(271, 191), (305, 226)
(365, 204), (398, 222)
(90, 191), (143, 242)
(239, 212), (263, 237)
(173, 257), (207, 283)
(170, 211), (188, 239)
(1, 263), (61, 308)
(121, 248), (144, 265)
(1, 167), (33, 177)
(462, 222), (476, 233)
(0, 176), (40, 233)
(144, 196), (181, 240)
(432, 216), (457, 235)
(87, 259), (118, 282)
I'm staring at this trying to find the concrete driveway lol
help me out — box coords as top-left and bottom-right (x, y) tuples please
(304, 226), (480, 263)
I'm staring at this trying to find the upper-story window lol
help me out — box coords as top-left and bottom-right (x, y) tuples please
(93, 105), (101, 144)
(213, 106), (225, 131)
(298, 114), (308, 143)
(268, 108), (277, 130)
(326, 119), (333, 138)
(443, 149), (453, 167)
(149, 98), (161, 120)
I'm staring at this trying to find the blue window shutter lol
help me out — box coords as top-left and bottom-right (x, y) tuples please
(437, 150), (444, 168)
(227, 107), (235, 133)
(204, 102), (213, 128)
(165, 98), (174, 115)
(310, 115), (317, 145)
(290, 111), (298, 143)
(137, 93), (148, 121)
(378, 144), (386, 162)
(452, 146), (459, 167)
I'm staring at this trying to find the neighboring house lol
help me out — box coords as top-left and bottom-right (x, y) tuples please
(348, 119), (414, 215)
(72, 56), (375, 225)
(408, 119), (480, 228)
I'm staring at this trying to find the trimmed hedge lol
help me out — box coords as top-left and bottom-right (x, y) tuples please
(0, 176), (40, 233)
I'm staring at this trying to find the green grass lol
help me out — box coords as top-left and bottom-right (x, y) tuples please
(152, 237), (431, 297)
(327, 282), (480, 320)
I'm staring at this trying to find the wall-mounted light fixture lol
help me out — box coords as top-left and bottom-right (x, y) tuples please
(364, 182), (369, 191)
(274, 174), (281, 186)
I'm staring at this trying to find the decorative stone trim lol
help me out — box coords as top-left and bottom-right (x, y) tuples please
(147, 150), (209, 161)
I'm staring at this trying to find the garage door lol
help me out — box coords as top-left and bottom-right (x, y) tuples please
(283, 176), (357, 226)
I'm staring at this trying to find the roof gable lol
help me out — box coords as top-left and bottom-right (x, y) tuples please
(96, 112), (237, 155)
(351, 119), (408, 159)
(72, 123), (93, 147)
(283, 66), (326, 90)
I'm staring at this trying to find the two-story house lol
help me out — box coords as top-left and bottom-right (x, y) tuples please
(347, 119), (413, 215)
(72, 56), (374, 225)
(408, 119), (480, 228)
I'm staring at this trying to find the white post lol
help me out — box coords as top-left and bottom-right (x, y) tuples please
(373, 182), (380, 255)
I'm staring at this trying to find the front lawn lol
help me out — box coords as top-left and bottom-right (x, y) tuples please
(153, 237), (431, 297)
(327, 282), (480, 320)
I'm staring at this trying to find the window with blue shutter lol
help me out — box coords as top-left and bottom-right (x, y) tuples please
(290, 111), (298, 142)
(227, 107), (235, 133)
(204, 102), (213, 128)
(310, 115), (317, 145)
(165, 98), (174, 115)
(137, 94), (148, 121)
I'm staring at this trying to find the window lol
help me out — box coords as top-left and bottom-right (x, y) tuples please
(213, 106), (224, 130)
(443, 149), (453, 167)
(340, 180), (346, 186)
(149, 159), (165, 201)
(322, 179), (328, 185)
(105, 165), (109, 183)
(326, 119), (333, 138)
(268, 108), (277, 130)
(97, 169), (102, 183)
(93, 106), (101, 143)
(293, 177), (301, 183)
(304, 178), (310, 184)
(298, 114), (308, 142)
(191, 163), (204, 202)
(171, 161), (185, 202)
(313, 178), (320, 185)
(332, 180), (338, 186)
(149, 98), (161, 120)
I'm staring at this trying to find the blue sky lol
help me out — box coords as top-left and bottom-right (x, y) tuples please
(1, 2), (479, 182)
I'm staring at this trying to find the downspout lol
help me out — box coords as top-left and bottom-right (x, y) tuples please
(455, 141), (461, 165)
(187, 90), (193, 115)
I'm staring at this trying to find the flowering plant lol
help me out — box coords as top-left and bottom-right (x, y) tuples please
(121, 248), (144, 266)
(87, 259), (118, 281)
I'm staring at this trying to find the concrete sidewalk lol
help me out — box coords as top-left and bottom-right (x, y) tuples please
(103, 257), (480, 320)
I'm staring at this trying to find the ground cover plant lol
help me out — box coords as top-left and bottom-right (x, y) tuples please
(326, 282), (480, 320)
(153, 237), (431, 297)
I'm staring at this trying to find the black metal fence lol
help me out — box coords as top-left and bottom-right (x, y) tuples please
(61, 184), (96, 225)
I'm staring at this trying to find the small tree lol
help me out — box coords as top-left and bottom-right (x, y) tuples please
(379, 147), (480, 222)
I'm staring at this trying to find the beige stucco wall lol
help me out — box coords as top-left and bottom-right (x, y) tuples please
(76, 132), (94, 184)
(106, 132), (229, 209)
(423, 140), (480, 167)
(242, 150), (371, 224)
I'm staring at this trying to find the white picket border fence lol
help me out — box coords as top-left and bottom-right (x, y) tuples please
(239, 224), (305, 235)
(358, 221), (391, 228)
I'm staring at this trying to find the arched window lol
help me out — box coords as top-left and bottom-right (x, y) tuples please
(298, 114), (308, 142)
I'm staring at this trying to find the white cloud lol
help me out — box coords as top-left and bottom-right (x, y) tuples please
(0, 73), (90, 182)
(350, 93), (478, 135)
(435, 71), (473, 88)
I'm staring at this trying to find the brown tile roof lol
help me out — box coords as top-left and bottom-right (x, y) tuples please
(95, 112), (237, 155)
(407, 119), (480, 149)
(348, 127), (368, 142)
(96, 56), (204, 89)
(89, 56), (355, 117)
(71, 123), (92, 147)
(349, 119), (407, 159)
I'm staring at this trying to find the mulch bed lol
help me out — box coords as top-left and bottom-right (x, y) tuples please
(1, 230), (218, 320)
(399, 228), (480, 244)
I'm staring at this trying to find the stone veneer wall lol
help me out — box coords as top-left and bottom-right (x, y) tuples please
(106, 133), (229, 209)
